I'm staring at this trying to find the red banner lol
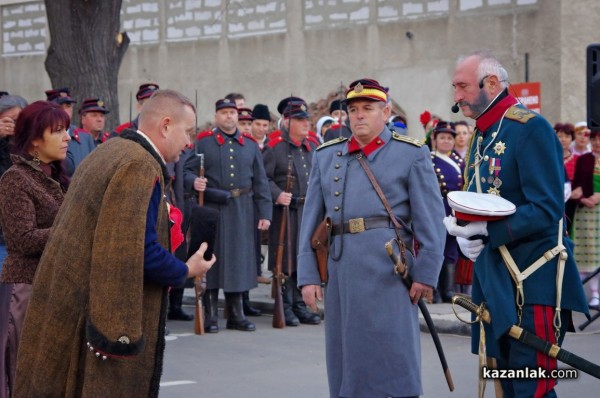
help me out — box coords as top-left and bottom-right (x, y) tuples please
(509, 82), (541, 114)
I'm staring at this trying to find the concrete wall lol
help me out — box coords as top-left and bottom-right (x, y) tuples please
(1, 0), (599, 135)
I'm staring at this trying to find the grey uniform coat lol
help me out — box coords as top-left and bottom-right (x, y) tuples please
(65, 125), (95, 177)
(184, 129), (272, 292)
(297, 127), (446, 398)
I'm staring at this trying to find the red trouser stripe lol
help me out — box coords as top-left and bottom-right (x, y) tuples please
(533, 305), (557, 398)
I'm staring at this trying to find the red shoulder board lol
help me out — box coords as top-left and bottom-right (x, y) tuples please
(267, 135), (284, 148)
(268, 130), (282, 139)
(242, 132), (257, 143)
(196, 130), (214, 141)
(114, 121), (132, 134)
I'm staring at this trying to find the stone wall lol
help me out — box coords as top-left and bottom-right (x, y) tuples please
(1, 0), (599, 134)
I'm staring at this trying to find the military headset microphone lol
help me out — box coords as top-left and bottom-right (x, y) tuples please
(451, 75), (490, 113)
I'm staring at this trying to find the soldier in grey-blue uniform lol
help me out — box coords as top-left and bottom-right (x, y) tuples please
(184, 98), (272, 332)
(298, 78), (446, 398)
(45, 88), (95, 177)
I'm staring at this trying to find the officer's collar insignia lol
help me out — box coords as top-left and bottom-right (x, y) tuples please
(354, 83), (364, 93)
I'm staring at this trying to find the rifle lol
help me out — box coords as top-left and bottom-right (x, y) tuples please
(385, 239), (455, 392)
(272, 156), (294, 328)
(452, 295), (600, 380)
(194, 153), (206, 335)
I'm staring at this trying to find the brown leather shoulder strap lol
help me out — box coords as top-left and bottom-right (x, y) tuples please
(356, 154), (406, 234)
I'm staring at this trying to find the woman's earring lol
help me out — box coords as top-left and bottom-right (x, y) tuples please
(33, 150), (40, 165)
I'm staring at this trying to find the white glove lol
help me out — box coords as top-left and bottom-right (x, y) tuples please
(457, 236), (485, 262)
(564, 182), (571, 203)
(443, 216), (488, 239)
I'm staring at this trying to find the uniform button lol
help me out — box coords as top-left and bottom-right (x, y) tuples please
(478, 136), (483, 142)
(442, 182), (446, 187)
(334, 176), (340, 182)
(376, 139), (382, 144)
(439, 175), (444, 179)
(228, 141), (233, 145)
(230, 183), (234, 187)
(231, 173), (235, 177)
(484, 155), (489, 161)
(230, 164), (235, 169)
(334, 206), (340, 211)
(335, 192), (340, 196)
(229, 156), (234, 160)
(481, 177), (486, 183)
(229, 148), (234, 153)
(335, 164), (340, 169)
(337, 151), (342, 156)
(436, 168), (441, 172)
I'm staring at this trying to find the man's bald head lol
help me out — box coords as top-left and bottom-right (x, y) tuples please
(138, 89), (196, 163)
(139, 90), (195, 134)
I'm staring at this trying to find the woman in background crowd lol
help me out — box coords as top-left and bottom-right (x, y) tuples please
(555, 122), (577, 233)
(571, 128), (600, 308)
(572, 121), (591, 156)
(452, 120), (471, 158)
(0, 95), (28, 273)
(0, 101), (70, 397)
(430, 121), (465, 302)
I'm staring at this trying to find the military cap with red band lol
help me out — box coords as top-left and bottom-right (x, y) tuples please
(45, 87), (76, 105)
(282, 99), (309, 119)
(447, 191), (516, 222)
(136, 83), (159, 101)
(79, 98), (110, 114)
(238, 107), (253, 121)
(345, 78), (388, 103)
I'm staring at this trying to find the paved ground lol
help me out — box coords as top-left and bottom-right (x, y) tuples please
(161, 284), (600, 397)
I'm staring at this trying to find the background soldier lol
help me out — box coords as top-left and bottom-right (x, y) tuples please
(263, 97), (321, 326)
(78, 98), (110, 146)
(45, 87), (95, 176)
(184, 98), (272, 332)
(113, 83), (160, 136)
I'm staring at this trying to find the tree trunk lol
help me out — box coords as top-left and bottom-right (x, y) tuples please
(44, 0), (129, 130)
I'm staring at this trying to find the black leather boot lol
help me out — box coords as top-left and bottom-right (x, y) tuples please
(440, 263), (455, 303)
(168, 287), (194, 321)
(242, 291), (261, 316)
(291, 275), (321, 325)
(283, 278), (299, 326)
(204, 289), (219, 333)
(225, 292), (256, 331)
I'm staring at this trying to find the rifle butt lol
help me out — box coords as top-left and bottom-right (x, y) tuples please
(194, 283), (205, 335)
(272, 281), (286, 329)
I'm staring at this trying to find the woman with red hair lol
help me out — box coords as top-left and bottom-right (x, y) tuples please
(0, 101), (70, 397)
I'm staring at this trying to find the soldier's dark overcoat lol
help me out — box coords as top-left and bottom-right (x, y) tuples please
(184, 129), (272, 292)
(263, 133), (318, 274)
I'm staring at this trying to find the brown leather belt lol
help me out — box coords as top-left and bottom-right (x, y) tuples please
(331, 216), (391, 236)
(290, 196), (306, 208)
(230, 186), (252, 198)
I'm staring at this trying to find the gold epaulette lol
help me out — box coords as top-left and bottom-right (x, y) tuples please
(316, 136), (348, 151)
(391, 132), (423, 147)
(504, 105), (536, 124)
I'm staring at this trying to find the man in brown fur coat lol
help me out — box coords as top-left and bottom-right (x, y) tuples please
(13, 90), (215, 398)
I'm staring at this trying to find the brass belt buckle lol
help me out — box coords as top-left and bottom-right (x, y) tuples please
(348, 218), (365, 233)
(231, 188), (240, 198)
